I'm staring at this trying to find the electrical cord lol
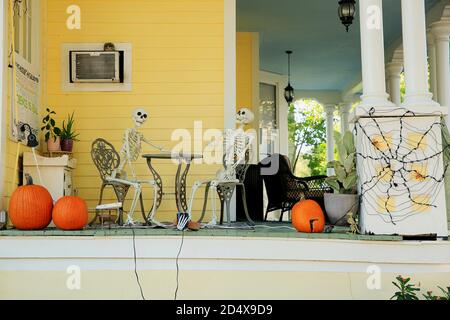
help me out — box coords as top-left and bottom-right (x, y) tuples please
(131, 227), (146, 300)
(174, 229), (185, 300)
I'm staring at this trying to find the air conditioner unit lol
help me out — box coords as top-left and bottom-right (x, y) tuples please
(70, 51), (122, 83)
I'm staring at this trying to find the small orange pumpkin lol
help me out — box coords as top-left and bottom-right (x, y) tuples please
(292, 199), (325, 233)
(52, 196), (88, 230)
(9, 176), (53, 230)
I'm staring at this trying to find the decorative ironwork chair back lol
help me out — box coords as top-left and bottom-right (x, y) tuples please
(91, 138), (121, 181)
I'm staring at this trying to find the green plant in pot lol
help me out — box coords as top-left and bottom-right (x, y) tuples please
(41, 108), (62, 152)
(60, 112), (79, 152)
(324, 130), (359, 226)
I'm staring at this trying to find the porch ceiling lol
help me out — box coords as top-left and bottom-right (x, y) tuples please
(237, 0), (440, 93)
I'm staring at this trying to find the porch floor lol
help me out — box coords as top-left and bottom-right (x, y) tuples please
(0, 222), (411, 241)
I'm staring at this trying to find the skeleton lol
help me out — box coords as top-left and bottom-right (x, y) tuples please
(108, 108), (166, 225)
(347, 211), (360, 235)
(185, 108), (255, 228)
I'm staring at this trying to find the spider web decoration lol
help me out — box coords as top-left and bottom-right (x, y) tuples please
(355, 107), (450, 226)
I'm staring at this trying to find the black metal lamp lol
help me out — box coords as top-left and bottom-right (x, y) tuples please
(338, 0), (356, 32)
(284, 50), (294, 104)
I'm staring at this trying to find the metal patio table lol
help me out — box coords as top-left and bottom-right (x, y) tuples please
(142, 153), (203, 222)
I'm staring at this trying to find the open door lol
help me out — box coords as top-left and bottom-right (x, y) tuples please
(258, 70), (289, 161)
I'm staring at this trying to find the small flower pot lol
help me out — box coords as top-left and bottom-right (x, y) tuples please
(324, 193), (359, 226)
(47, 136), (61, 152)
(61, 139), (74, 152)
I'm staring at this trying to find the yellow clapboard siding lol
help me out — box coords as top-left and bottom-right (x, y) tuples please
(72, 152), (222, 167)
(47, 82), (223, 94)
(47, 0), (223, 13)
(40, 0), (225, 213)
(53, 105), (224, 118)
(48, 70), (224, 84)
(48, 11), (224, 24)
(48, 58), (223, 72)
(47, 47), (224, 61)
(47, 22), (223, 37)
(236, 32), (255, 110)
(47, 36), (223, 48)
(72, 165), (220, 178)
(43, 129), (221, 142)
(48, 117), (223, 130)
(47, 94), (224, 106)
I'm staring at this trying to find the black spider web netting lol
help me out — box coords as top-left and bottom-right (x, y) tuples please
(354, 107), (450, 226)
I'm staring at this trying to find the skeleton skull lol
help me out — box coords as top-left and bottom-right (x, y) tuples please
(132, 108), (148, 127)
(236, 107), (254, 125)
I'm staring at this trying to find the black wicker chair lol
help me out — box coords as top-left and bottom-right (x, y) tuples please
(260, 153), (332, 221)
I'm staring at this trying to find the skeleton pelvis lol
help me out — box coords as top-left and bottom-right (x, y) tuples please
(216, 168), (236, 181)
(115, 170), (128, 180)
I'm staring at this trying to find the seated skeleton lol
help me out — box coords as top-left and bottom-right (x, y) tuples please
(109, 108), (167, 226)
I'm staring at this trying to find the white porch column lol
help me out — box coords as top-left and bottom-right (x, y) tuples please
(401, 0), (438, 108)
(427, 31), (438, 101)
(431, 21), (450, 114)
(325, 105), (335, 176)
(339, 102), (351, 133)
(385, 62), (403, 106)
(358, 0), (394, 108)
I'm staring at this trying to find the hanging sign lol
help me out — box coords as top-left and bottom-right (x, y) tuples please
(10, 52), (40, 147)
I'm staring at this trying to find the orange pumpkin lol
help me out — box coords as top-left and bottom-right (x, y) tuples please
(9, 178), (53, 230)
(52, 196), (88, 230)
(291, 200), (325, 233)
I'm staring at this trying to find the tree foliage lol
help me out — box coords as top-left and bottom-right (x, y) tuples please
(288, 100), (327, 175)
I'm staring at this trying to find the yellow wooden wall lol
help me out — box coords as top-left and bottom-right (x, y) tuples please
(236, 32), (254, 111)
(43, 0), (224, 221)
(236, 31), (259, 135)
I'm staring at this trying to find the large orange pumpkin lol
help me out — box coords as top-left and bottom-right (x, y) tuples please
(292, 200), (325, 233)
(52, 196), (88, 230)
(9, 179), (53, 230)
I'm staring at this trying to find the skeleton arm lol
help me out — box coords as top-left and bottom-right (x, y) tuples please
(141, 135), (168, 152)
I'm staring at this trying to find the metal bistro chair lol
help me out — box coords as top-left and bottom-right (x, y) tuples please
(260, 153), (331, 221)
(90, 138), (146, 226)
(195, 162), (254, 226)
(189, 132), (255, 226)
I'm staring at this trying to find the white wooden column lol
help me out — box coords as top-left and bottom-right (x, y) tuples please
(431, 21), (450, 113)
(401, 0), (438, 108)
(358, 0), (394, 108)
(385, 62), (403, 106)
(325, 105), (335, 176)
(427, 31), (438, 101)
(339, 102), (351, 133)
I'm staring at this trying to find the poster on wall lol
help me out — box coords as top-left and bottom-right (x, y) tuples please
(10, 52), (40, 148)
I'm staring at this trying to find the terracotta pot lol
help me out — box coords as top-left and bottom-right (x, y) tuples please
(61, 139), (73, 152)
(47, 136), (61, 152)
(324, 193), (359, 226)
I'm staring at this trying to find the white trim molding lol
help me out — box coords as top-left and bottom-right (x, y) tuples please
(224, 0), (237, 221)
(224, 0), (236, 130)
(0, 236), (449, 272)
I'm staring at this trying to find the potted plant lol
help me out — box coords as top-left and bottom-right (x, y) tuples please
(324, 130), (359, 226)
(60, 112), (79, 152)
(41, 108), (61, 152)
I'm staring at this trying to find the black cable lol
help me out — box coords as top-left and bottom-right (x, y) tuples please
(131, 227), (146, 300)
(174, 229), (185, 300)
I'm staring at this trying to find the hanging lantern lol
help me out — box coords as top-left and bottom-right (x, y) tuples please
(338, 0), (356, 32)
(284, 50), (295, 104)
